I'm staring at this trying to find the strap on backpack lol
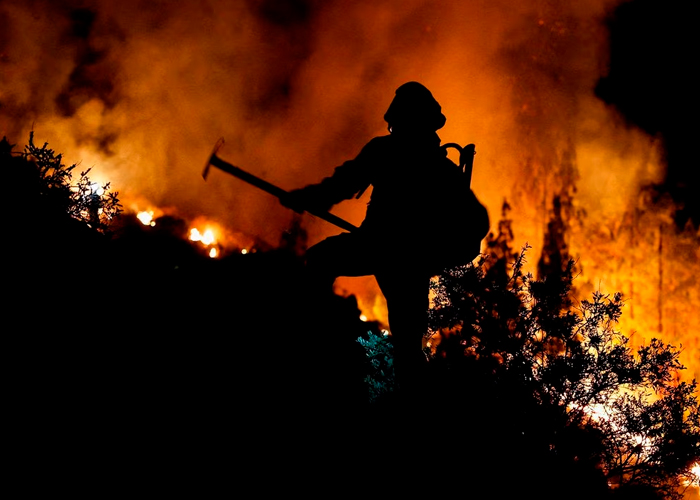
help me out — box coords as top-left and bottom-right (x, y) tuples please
(442, 142), (476, 186)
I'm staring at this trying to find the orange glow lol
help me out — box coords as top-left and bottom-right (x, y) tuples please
(686, 463), (700, 500)
(189, 226), (220, 257)
(136, 211), (155, 226)
(0, 0), (696, 389)
(189, 227), (215, 245)
(1, 2), (695, 496)
(691, 463), (699, 486)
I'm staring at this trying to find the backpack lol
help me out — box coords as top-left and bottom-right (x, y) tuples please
(435, 142), (489, 268)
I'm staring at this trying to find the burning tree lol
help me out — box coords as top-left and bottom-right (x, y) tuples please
(422, 233), (700, 498)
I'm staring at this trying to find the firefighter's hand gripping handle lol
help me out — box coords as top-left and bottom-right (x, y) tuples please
(203, 138), (358, 233)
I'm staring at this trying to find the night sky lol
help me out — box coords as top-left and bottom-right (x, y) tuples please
(596, 0), (698, 228)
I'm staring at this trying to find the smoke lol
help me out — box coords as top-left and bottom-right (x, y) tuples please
(1, 0), (697, 376)
(1, 0), (658, 240)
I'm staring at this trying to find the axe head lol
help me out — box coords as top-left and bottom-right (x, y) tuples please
(202, 137), (225, 180)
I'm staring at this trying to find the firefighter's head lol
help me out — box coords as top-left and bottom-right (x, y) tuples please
(384, 81), (446, 133)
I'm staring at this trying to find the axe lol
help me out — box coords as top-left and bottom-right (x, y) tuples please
(203, 138), (358, 233)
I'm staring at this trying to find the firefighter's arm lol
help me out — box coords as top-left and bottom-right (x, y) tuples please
(280, 140), (377, 213)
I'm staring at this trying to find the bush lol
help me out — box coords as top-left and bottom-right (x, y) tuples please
(1, 132), (122, 234)
(424, 244), (699, 499)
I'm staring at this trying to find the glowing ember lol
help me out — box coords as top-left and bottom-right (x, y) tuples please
(188, 227), (219, 257)
(89, 182), (104, 196)
(690, 463), (700, 487)
(189, 228), (215, 245)
(136, 211), (155, 226)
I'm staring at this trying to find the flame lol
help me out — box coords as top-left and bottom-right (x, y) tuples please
(188, 226), (219, 258)
(136, 211), (155, 226)
(569, 398), (700, 496)
(690, 463), (699, 486)
(189, 227), (215, 245)
(1, 2), (695, 496)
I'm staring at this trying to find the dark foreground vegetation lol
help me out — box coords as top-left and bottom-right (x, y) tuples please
(3, 135), (698, 498)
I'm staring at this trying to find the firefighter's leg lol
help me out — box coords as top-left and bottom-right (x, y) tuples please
(303, 232), (376, 295)
(376, 269), (432, 402)
(300, 233), (378, 414)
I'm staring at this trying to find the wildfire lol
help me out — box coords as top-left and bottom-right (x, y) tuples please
(189, 227), (215, 246)
(2, 0), (695, 495)
(690, 463), (700, 487)
(135, 209), (223, 258)
(88, 182), (104, 196)
(188, 227), (219, 258)
(136, 211), (155, 227)
(3, 0), (697, 382)
(569, 397), (700, 495)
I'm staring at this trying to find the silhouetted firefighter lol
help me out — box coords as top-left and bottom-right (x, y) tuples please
(281, 82), (490, 401)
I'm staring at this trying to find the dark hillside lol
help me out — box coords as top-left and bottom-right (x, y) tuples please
(4, 136), (697, 498)
(3, 139), (379, 489)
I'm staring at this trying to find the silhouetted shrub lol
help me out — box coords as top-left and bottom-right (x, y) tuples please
(423, 243), (699, 499)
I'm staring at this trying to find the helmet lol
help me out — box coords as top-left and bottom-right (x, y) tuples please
(383, 81), (446, 131)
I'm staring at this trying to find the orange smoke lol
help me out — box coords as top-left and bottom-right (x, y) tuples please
(0, 0), (697, 381)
